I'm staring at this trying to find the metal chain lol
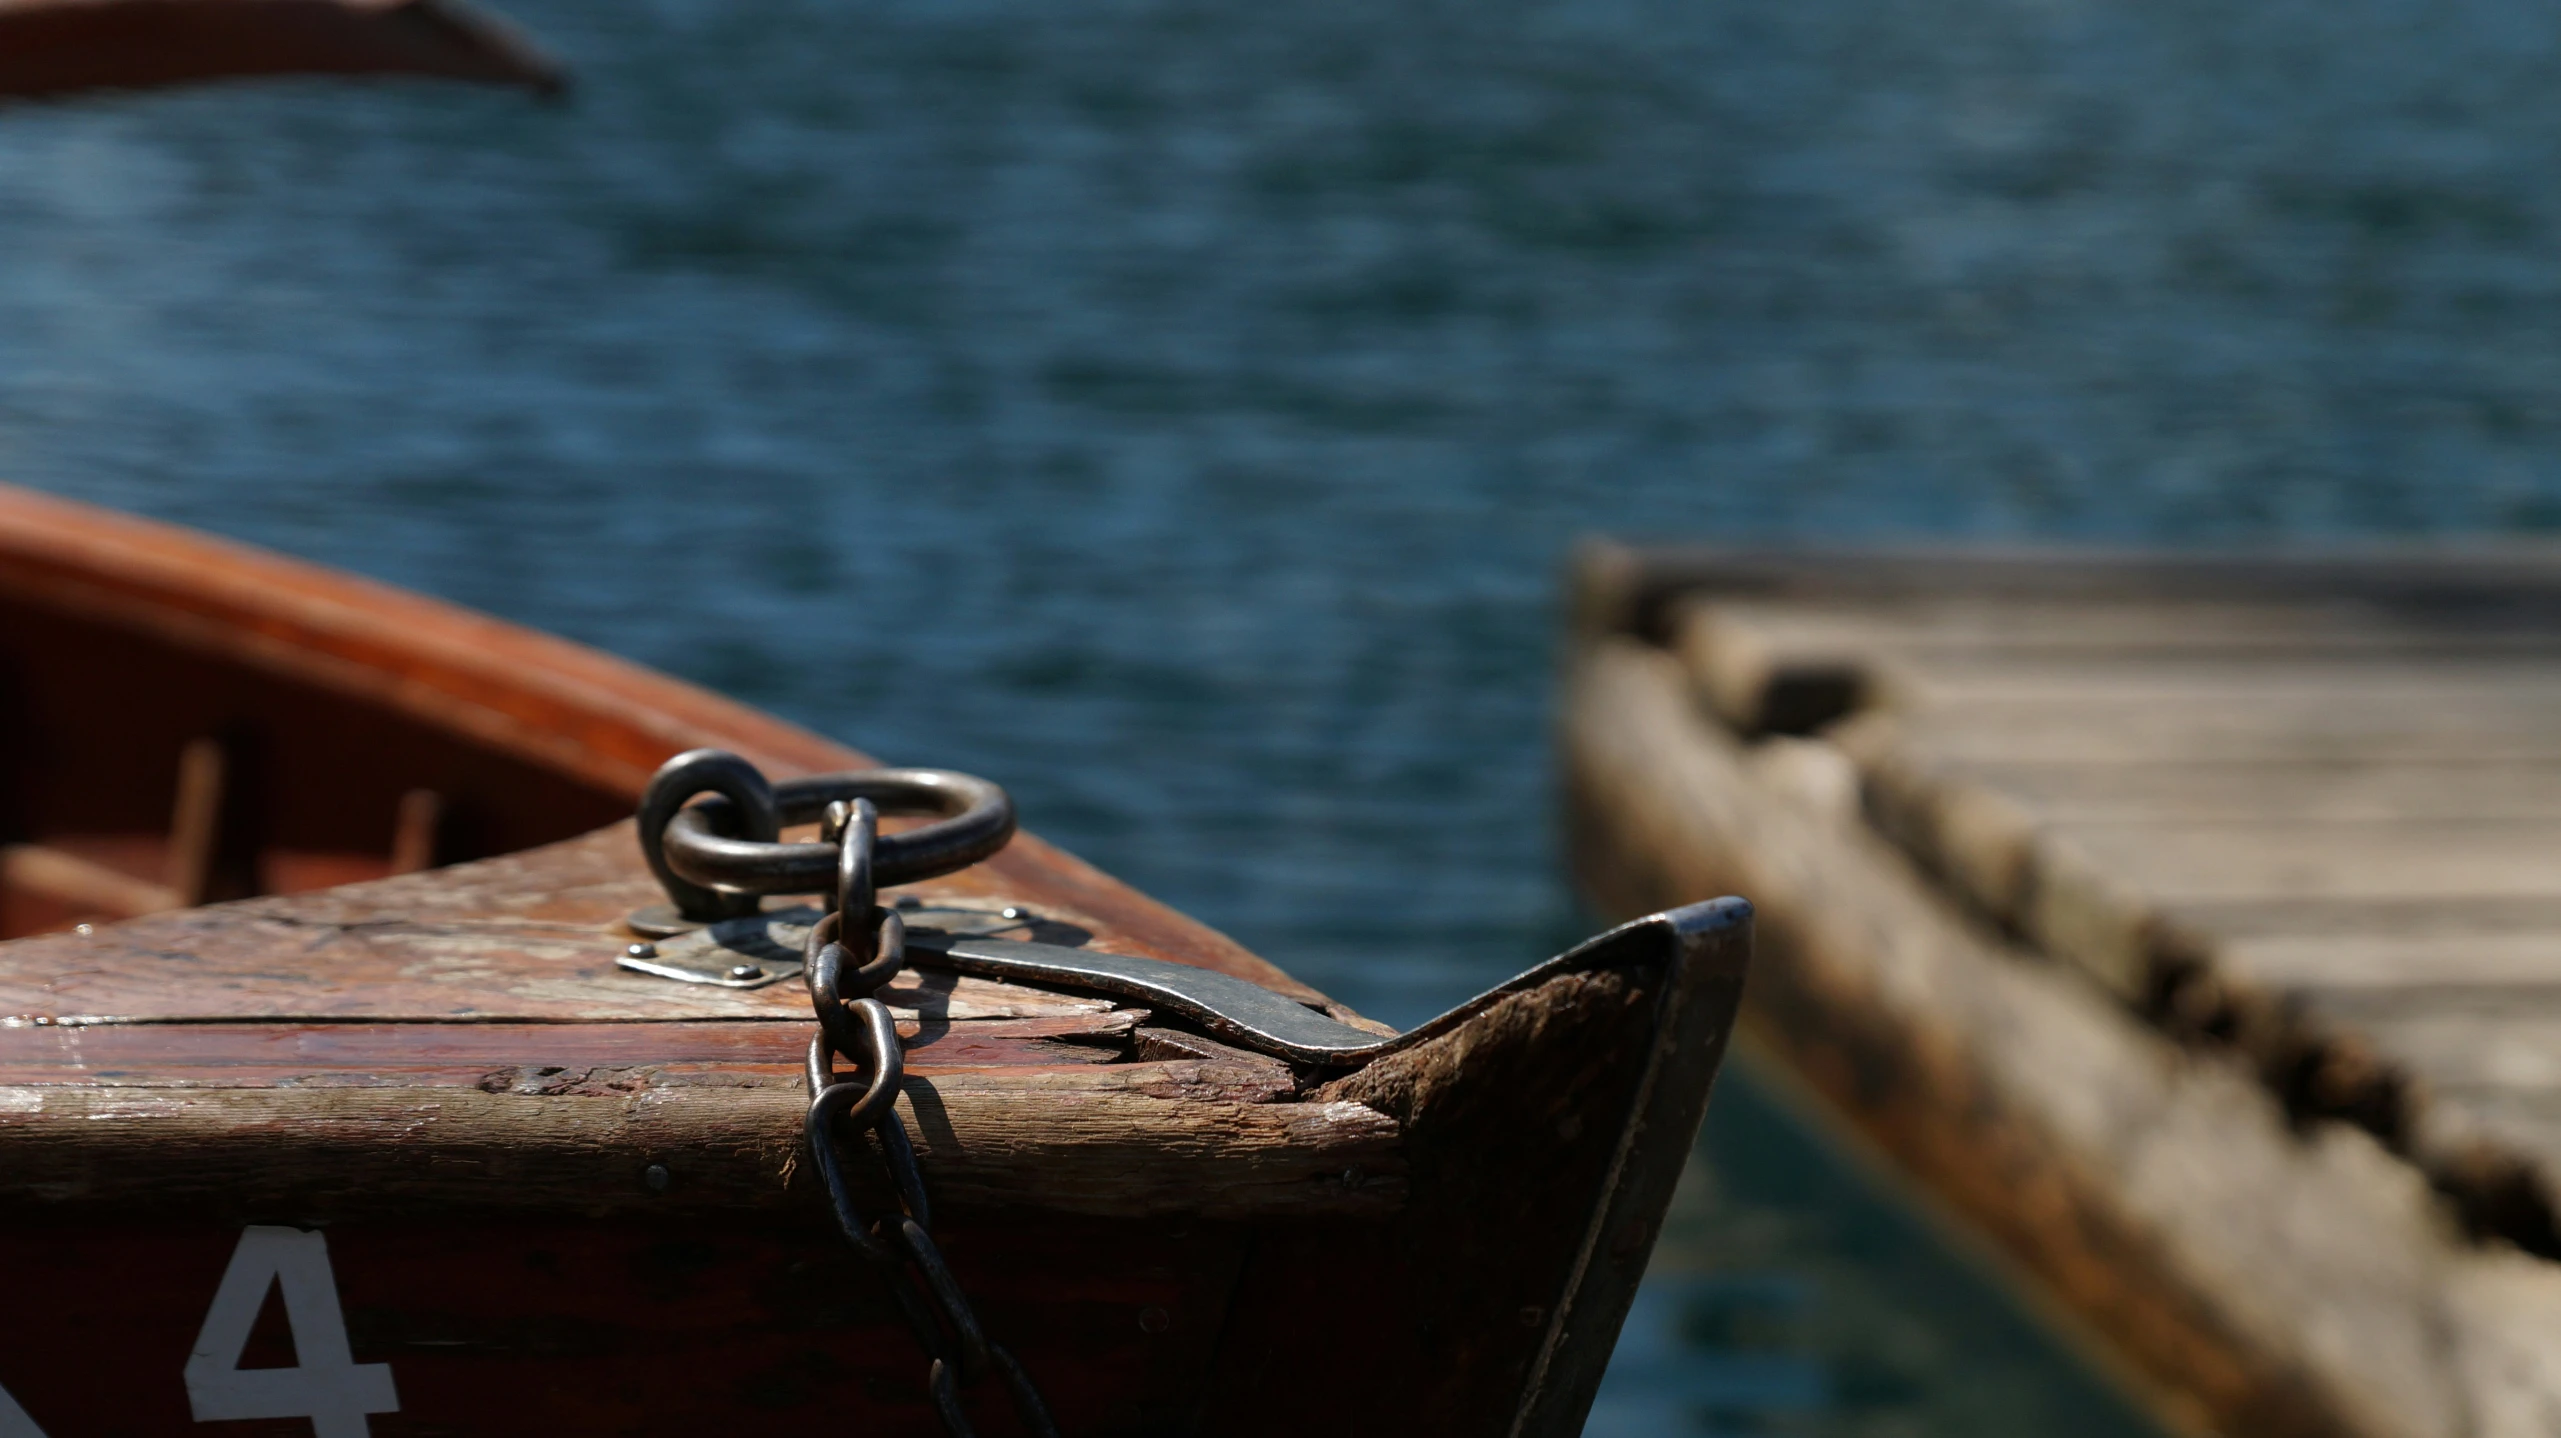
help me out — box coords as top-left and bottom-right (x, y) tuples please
(803, 796), (1061, 1438)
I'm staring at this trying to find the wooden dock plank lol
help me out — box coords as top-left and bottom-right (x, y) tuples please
(1862, 760), (2561, 824)
(1839, 706), (2561, 766)
(1562, 637), (2526, 1438)
(2299, 995), (2561, 1096)
(1569, 540), (2561, 1436)
(2217, 932), (2561, 989)
(1679, 596), (2561, 656)
(1669, 592), (2561, 733)
(1671, 554), (2561, 1212)
(2038, 819), (2561, 905)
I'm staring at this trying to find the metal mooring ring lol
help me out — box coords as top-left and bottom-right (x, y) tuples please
(647, 753), (1014, 908)
(637, 749), (784, 921)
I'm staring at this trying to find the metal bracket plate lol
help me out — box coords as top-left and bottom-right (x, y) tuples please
(615, 894), (1748, 1069)
(612, 900), (1394, 1062)
(615, 904), (1036, 989)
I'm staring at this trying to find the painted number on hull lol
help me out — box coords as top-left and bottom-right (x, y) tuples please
(186, 1226), (400, 1438)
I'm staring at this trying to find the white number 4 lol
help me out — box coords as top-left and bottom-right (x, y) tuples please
(185, 1226), (400, 1438)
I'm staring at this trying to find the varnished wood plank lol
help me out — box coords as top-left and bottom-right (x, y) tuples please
(0, 840), (176, 918)
(389, 788), (443, 874)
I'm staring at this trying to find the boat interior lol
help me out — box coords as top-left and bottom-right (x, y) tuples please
(0, 591), (627, 938)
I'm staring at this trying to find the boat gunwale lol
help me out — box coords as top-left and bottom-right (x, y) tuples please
(0, 482), (1318, 1001)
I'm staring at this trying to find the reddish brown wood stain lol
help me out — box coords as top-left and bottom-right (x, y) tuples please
(0, 0), (566, 102)
(0, 487), (1745, 1435)
(0, 1216), (1240, 1437)
(0, 1014), (1137, 1087)
(0, 482), (1315, 1000)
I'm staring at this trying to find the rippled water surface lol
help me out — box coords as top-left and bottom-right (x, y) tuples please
(9, 0), (2557, 1425)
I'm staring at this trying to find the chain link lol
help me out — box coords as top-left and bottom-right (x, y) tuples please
(804, 797), (1062, 1438)
(634, 751), (1057, 1434)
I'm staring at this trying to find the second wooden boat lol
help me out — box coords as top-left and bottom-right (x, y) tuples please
(0, 484), (1748, 1437)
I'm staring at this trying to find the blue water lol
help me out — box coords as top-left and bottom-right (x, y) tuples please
(9, 0), (2555, 1425)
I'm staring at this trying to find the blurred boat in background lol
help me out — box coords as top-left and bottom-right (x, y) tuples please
(1564, 539), (2561, 1438)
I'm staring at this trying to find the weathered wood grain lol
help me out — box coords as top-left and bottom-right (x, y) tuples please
(0, 481), (1331, 1008)
(1867, 756), (2561, 824)
(1560, 635), (2561, 1438)
(1669, 593), (2561, 737)
(1842, 703), (2561, 766)
(1577, 540), (2561, 633)
(0, 488), (1759, 1438)
(1572, 533), (2561, 1434)
(2217, 931), (2561, 989)
(1679, 595), (2561, 661)
(0, 1014), (1145, 1087)
(0, 1061), (1403, 1221)
(1674, 553), (2561, 1254)
(0, 828), (1252, 1027)
(1201, 905), (1748, 1438)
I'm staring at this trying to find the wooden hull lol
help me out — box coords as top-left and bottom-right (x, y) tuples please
(0, 486), (1748, 1436)
(0, 0), (563, 102)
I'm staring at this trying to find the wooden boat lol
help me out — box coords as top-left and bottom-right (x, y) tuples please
(0, 483), (1749, 1437)
(0, 0), (562, 103)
